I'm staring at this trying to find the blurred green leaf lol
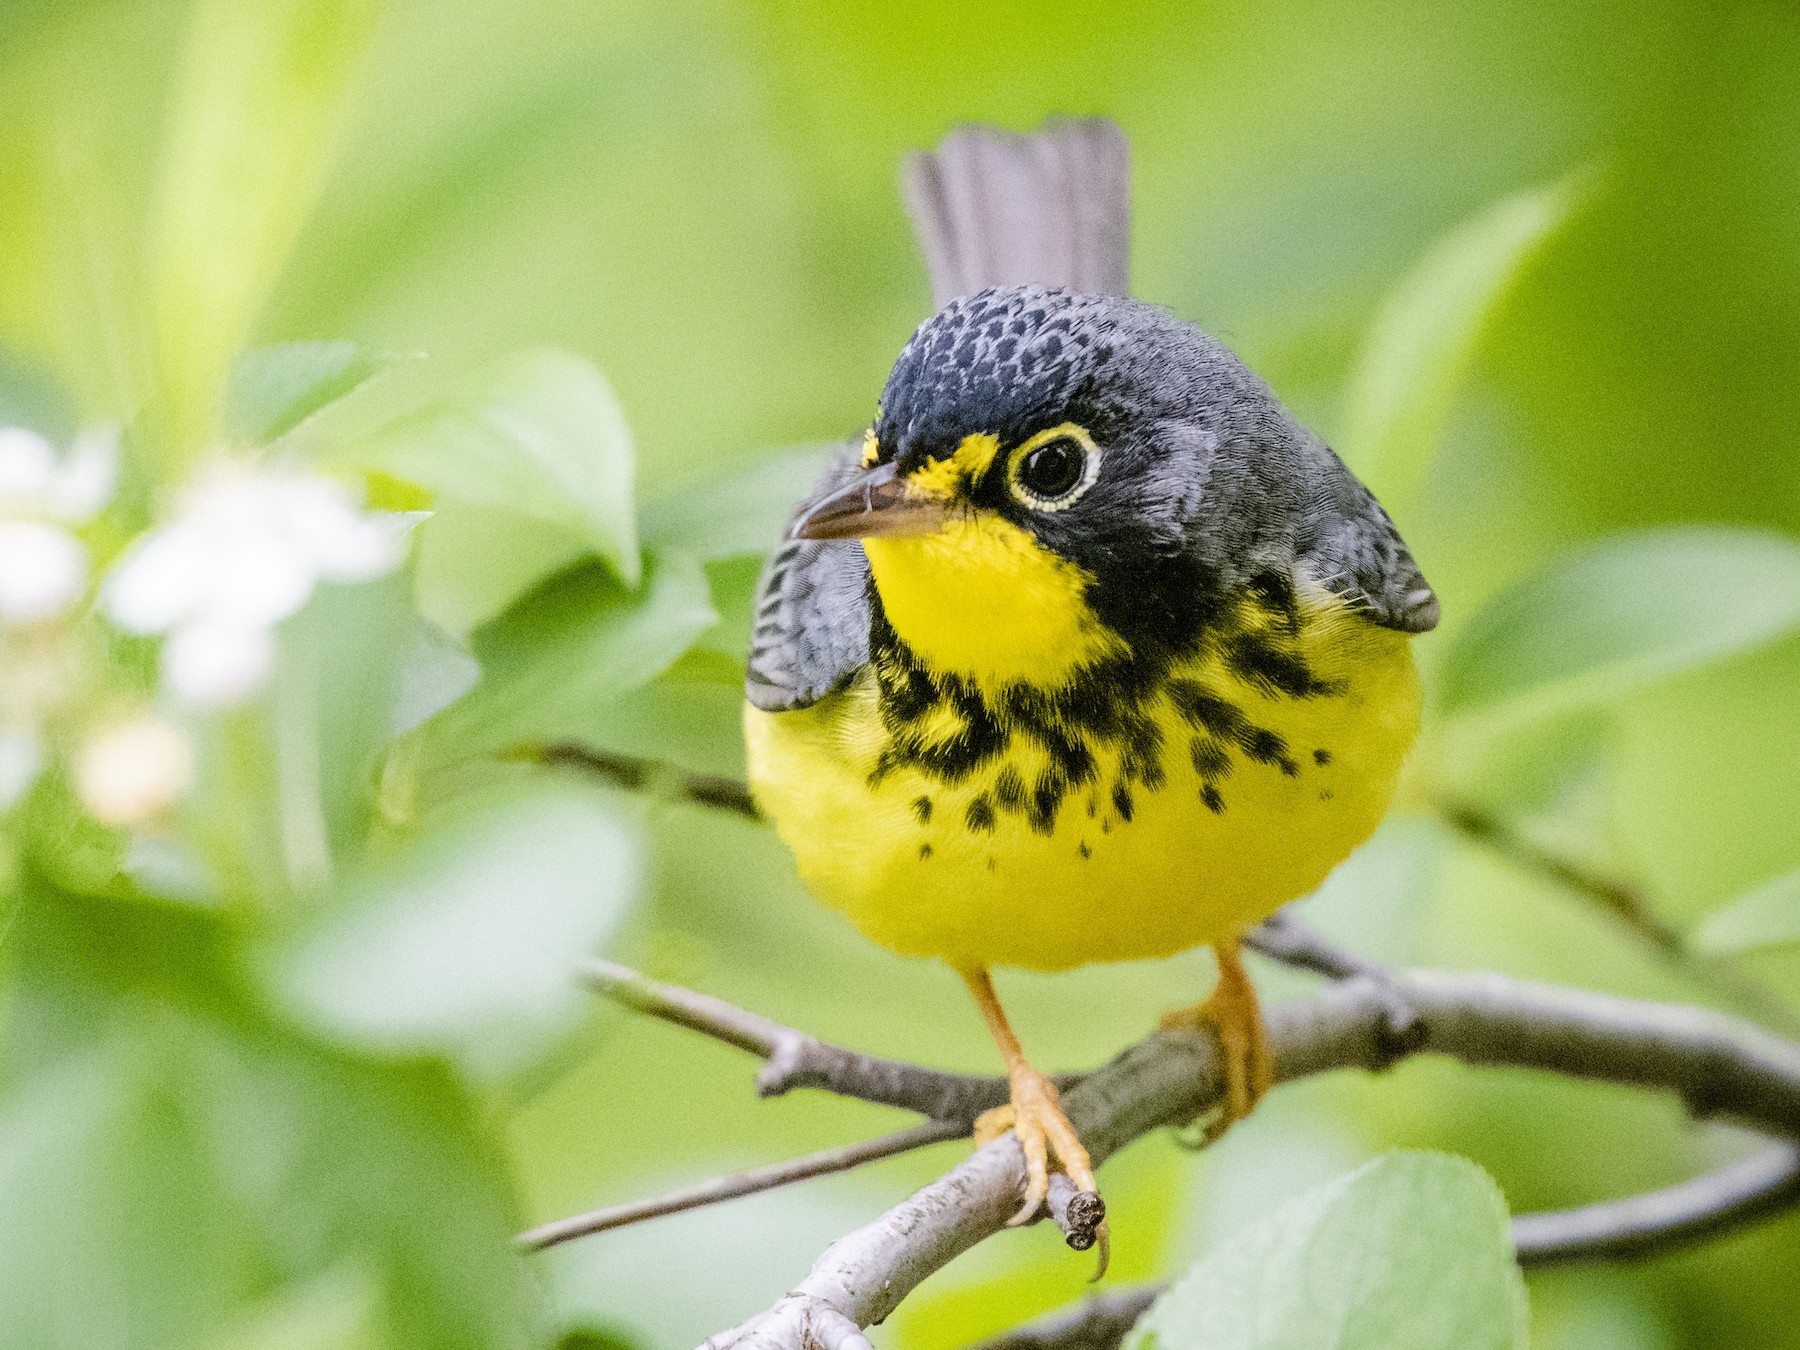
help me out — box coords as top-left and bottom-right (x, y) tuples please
(1436, 527), (1800, 717)
(421, 550), (715, 760)
(0, 344), (74, 440)
(354, 349), (641, 634)
(1694, 866), (1800, 956)
(1126, 1152), (1525, 1350)
(639, 444), (838, 562)
(225, 341), (391, 446)
(0, 1034), (254, 1350)
(149, 0), (377, 454)
(203, 1268), (387, 1350)
(1339, 171), (1588, 510)
(258, 779), (640, 1078)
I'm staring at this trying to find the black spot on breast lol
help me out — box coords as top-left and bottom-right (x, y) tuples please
(1030, 772), (1065, 835)
(1313, 748), (1332, 766)
(965, 795), (996, 833)
(987, 856), (998, 872)
(1244, 728), (1300, 777)
(1112, 783), (1134, 823)
(918, 842), (934, 860)
(994, 765), (1026, 813)
(1226, 631), (1341, 700)
(912, 796), (933, 824)
(1320, 789), (1335, 801)
(1077, 841), (1092, 859)
(1169, 681), (1250, 742)
(1189, 737), (1232, 781)
(1201, 784), (1226, 814)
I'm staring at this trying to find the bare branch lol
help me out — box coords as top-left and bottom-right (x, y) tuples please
(517, 742), (763, 821)
(1513, 1140), (1800, 1266)
(1434, 797), (1800, 1038)
(516, 1118), (965, 1252)
(965, 1286), (1162, 1350)
(580, 958), (1021, 1121)
(690, 970), (1800, 1350)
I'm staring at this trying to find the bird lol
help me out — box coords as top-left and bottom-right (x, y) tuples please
(740, 117), (1437, 1266)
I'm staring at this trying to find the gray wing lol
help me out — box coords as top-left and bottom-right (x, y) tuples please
(745, 444), (874, 711)
(1301, 444), (1440, 634)
(901, 118), (1131, 309)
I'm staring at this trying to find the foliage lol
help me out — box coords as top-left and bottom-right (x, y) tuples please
(1, 2), (1798, 1349)
(1128, 1153), (1526, 1350)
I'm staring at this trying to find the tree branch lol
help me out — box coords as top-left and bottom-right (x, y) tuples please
(516, 1118), (966, 1252)
(678, 970), (1800, 1350)
(518, 742), (763, 820)
(580, 958), (1024, 1121)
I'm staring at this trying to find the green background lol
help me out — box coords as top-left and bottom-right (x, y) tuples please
(3, 1), (1800, 1347)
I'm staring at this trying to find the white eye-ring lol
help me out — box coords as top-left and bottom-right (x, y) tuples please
(1006, 423), (1101, 512)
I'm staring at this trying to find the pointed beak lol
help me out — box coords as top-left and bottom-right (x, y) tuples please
(789, 461), (951, 541)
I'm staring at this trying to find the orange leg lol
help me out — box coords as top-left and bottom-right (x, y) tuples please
(1160, 937), (1274, 1143)
(962, 967), (1105, 1244)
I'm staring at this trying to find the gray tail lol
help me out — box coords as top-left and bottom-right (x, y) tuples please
(901, 117), (1131, 310)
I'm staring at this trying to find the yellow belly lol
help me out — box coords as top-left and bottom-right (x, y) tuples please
(743, 595), (1420, 973)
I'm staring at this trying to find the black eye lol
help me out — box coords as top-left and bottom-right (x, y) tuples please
(1016, 436), (1087, 502)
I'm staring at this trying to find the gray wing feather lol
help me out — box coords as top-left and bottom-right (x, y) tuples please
(1301, 444), (1440, 634)
(745, 444), (874, 711)
(902, 118), (1131, 309)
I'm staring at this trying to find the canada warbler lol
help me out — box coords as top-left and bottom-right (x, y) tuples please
(742, 118), (1436, 1262)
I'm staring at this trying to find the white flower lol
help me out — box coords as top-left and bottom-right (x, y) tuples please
(0, 424), (117, 523)
(0, 520), (88, 622)
(75, 716), (196, 826)
(102, 459), (405, 707)
(162, 621), (275, 707)
(0, 424), (117, 627)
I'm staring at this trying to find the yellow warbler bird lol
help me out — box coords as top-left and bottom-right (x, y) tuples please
(741, 119), (1436, 1256)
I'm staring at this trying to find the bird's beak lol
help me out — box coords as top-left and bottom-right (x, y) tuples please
(789, 461), (951, 541)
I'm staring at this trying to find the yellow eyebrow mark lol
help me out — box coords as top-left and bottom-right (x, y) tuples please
(906, 432), (1001, 499)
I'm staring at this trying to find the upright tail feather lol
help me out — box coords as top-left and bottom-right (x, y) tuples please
(901, 118), (1132, 309)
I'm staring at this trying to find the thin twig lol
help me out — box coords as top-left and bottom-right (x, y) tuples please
(1436, 796), (1800, 1038)
(580, 959), (1021, 1121)
(1512, 1139), (1800, 1266)
(517, 1118), (965, 1252)
(1436, 796), (1682, 952)
(515, 742), (763, 820)
(966, 1285), (1163, 1350)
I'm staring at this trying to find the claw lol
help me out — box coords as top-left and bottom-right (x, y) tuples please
(1161, 938), (1272, 1142)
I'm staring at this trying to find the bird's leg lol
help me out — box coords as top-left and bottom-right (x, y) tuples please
(1160, 936), (1273, 1144)
(961, 967), (1101, 1230)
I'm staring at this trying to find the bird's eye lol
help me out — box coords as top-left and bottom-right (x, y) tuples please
(1007, 427), (1100, 511)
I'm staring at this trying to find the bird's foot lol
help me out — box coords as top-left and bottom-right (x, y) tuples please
(974, 1066), (1098, 1228)
(1160, 944), (1273, 1145)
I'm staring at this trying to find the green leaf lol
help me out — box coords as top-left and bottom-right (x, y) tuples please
(421, 550), (716, 760)
(258, 779), (641, 1078)
(149, 0), (378, 455)
(354, 348), (641, 614)
(224, 341), (391, 446)
(1436, 527), (1800, 716)
(1127, 1152), (1526, 1350)
(1694, 867), (1800, 956)
(1339, 171), (1589, 511)
(639, 444), (839, 562)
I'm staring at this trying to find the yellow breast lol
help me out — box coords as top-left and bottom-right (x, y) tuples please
(743, 576), (1421, 972)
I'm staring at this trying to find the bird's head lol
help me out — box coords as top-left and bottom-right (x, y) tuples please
(791, 285), (1315, 689)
